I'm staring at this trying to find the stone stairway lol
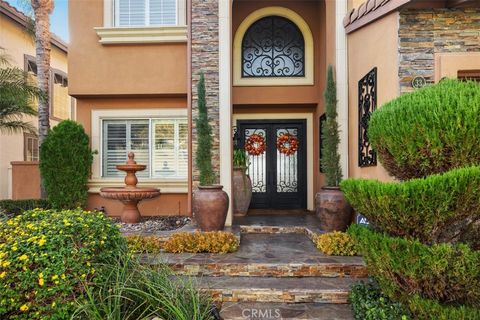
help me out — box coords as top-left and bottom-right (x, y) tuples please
(143, 222), (368, 320)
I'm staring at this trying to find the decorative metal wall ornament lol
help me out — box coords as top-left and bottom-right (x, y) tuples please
(358, 67), (377, 167)
(242, 16), (305, 78)
(276, 133), (299, 156)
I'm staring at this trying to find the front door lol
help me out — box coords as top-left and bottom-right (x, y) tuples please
(237, 119), (307, 209)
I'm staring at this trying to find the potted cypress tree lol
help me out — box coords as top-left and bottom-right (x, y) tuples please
(193, 73), (229, 231)
(232, 148), (252, 216)
(316, 66), (353, 232)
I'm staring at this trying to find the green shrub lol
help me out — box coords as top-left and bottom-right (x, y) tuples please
(350, 278), (410, 320)
(73, 255), (214, 320)
(316, 231), (357, 256)
(407, 295), (480, 320)
(349, 225), (480, 308)
(39, 120), (93, 209)
(368, 79), (480, 180)
(0, 208), (125, 319)
(341, 166), (480, 245)
(0, 199), (50, 218)
(164, 231), (239, 253)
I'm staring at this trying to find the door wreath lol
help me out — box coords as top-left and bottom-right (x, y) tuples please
(277, 133), (299, 156)
(245, 134), (266, 156)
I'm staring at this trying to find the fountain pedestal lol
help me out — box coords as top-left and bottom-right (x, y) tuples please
(100, 152), (160, 223)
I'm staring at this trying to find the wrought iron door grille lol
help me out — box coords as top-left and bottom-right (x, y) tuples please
(358, 67), (377, 167)
(241, 16), (305, 78)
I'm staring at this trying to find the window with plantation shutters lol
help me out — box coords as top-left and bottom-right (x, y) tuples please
(153, 119), (187, 179)
(103, 120), (149, 178)
(116, 0), (177, 27)
(102, 118), (187, 179)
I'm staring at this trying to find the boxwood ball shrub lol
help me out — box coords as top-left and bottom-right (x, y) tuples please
(341, 166), (480, 246)
(349, 225), (480, 312)
(0, 208), (125, 319)
(316, 231), (357, 256)
(368, 79), (480, 180)
(39, 120), (93, 209)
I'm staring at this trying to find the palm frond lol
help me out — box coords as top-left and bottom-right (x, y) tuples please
(0, 120), (37, 135)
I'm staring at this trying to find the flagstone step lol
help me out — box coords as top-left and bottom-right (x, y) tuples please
(141, 233), (367, 278)
(219, 302), (354, 320)
(185, 276), (364, 304)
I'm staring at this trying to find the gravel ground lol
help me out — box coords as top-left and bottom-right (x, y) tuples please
(112, 216), (191, 233)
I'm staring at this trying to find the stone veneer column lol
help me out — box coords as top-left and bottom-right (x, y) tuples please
(191, 0), (221, 184)
(191, 0), (233, 225)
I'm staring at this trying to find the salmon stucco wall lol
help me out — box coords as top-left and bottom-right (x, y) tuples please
(347, 12), (399, 181)
(68, 0), (187, 97)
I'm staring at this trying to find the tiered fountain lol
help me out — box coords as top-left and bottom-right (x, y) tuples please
(100, 152), (160, 223)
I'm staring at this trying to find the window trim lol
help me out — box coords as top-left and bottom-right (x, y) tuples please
(233, 7), (314, 87)
(96, 0), (187, 44)
(91, 108), (188, 193)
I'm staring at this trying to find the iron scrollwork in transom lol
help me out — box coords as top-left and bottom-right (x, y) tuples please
(358, 67), (377, 167)
(242, 16), (305, 78)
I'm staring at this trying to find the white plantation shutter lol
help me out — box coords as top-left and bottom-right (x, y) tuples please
(150, 0), (176, 25)
(103, 120), (149, 177)
(153, 119), (187, 179)
(116, 0), (176, 26)
(118, 0), (146, 26)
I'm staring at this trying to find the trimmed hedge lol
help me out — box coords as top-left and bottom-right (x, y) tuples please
(0, 209), (125, 319)
(39, 120), (93, 209)
(164, 231), (239, 253)
(407, 295), (480, 320)
(350, 279), (410, 320)
(341, 166), (480, 246)
(348, 225), (480, 309)
(0, 199), (50, 218)
(368, 79), (480, 180)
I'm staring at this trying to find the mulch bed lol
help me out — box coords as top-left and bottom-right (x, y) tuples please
(112, 216), (191, 233)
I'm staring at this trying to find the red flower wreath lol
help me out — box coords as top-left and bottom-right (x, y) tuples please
(245, 134), (266, 156)
(276, 133), (299, 156)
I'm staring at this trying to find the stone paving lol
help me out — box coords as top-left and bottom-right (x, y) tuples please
(219, 302), (354, 320)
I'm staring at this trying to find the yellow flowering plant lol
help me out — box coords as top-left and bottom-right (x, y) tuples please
(0, 208), (126, 319)
(164, 231), (239, 254)
(316, 231), (358, 256)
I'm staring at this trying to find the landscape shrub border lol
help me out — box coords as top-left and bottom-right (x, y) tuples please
(164, 231), (239, 254)
(0, 199), (50, 218)
(348, 225), (480, 310)
(341, 166), (480, 246)
(315, 231), (357, 256)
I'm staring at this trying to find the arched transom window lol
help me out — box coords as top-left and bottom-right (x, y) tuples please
(242, 16), (305, 78)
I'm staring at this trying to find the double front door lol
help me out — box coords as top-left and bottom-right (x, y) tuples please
(237, 120), (307, 209)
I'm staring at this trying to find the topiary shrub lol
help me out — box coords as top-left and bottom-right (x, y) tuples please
(0, 208), (125, 319)
(40, 120), (93, 209)
(316, 231), (357, 256)
(164, 231), (239, 253)
(368, 79), (480, 180)
(350, 278), (411, 320)
(341, 166), (480, 246)
(0, 199), (51, 219)
(349, 225), (480, 309)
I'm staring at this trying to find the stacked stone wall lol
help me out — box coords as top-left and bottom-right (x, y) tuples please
(191, 0), (220, 184)
(399, 8), (480, 93)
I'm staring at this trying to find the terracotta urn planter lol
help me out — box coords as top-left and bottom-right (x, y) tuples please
(193, 185), (229, 231)
(316, 186), (353, 232)
(232, 167), (252, 216)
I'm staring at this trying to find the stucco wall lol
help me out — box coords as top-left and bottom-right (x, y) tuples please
(399, 8), (480, 93)
(68, 0), (187, 96)
(347, 12), (399, 181)
(0, 11), (67, 199)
